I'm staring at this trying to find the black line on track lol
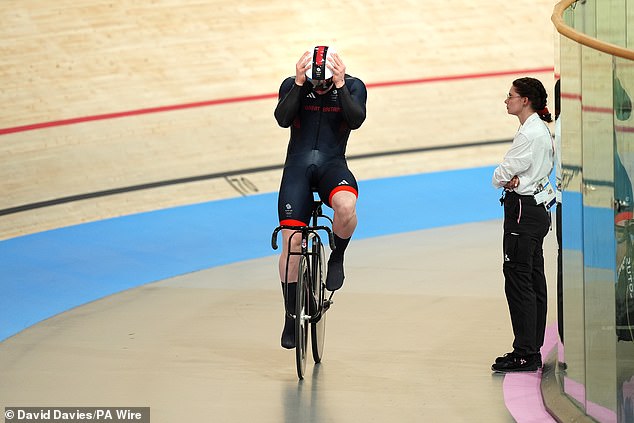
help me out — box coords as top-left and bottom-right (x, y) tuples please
(1, 139), (512, 216)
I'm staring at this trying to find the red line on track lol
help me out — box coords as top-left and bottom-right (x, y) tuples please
(366, 66), (554, 88)
(0, 67), (554, 136)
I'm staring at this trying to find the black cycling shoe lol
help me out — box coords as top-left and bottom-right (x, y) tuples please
(492, 354), (539, 373)
(325, 258), (345, 291)
(281, 316), (295, 349)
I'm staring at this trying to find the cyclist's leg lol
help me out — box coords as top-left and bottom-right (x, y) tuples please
(277, 166), (313, 283)
(331, 190), (358, 239)
(277, 166), (313, 348)
(279, 229), (302, 284)
(317, 161), (359, 291)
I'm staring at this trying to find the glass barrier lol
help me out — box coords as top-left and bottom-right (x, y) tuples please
(554, 1), (634, 422)
(614, 53), (634, 423)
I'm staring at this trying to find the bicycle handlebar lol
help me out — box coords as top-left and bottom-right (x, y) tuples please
(271, 225), (335, 251)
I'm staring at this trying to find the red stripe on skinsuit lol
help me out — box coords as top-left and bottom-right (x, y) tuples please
(280, 219), (307, 227)
(328, 186), (358, 206)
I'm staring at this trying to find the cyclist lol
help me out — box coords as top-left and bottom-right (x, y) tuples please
(274, 46), (367, 349)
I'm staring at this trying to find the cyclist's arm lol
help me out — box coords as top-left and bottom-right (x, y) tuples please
(339, 77), (367, 130)
(274, 77), (307, 128)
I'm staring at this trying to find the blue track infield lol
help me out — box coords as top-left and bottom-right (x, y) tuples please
(0, 166), (502, 341)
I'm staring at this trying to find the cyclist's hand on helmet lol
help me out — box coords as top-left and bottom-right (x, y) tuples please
(295, 51), (311, 86)
(328, 53), (346, 89)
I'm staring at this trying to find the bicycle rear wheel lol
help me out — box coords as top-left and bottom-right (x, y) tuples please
(295, 255), (309, 379)
(311, 237), (327, 363)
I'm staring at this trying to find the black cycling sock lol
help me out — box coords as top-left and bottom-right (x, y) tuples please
(330, 234), (350, 261)
(281, 282), (297, 311)
(281, 282), (297, 349)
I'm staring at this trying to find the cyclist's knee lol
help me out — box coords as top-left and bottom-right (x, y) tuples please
(331, 191), (357, 217)
(282, 229), (303, 252)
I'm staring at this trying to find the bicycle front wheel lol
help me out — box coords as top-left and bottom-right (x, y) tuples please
(295, 255), (309, 380)
(311, 237), (326, 363)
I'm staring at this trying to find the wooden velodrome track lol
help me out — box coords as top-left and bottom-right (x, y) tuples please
(0, 0), (560, 421)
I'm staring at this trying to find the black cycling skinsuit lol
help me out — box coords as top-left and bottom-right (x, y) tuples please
(274, 75), (367, 226)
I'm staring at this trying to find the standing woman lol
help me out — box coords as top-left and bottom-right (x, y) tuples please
(491, 77), (554, 373)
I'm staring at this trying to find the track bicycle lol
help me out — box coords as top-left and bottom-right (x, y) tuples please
(271, 199), (336, 379)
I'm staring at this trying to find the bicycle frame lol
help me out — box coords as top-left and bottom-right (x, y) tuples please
(271, 200), (335, 323)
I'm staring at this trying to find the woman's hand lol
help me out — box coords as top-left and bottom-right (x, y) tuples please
(504, 175), (520, 190)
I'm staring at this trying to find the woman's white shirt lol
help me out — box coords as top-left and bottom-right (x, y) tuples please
(492, 112), (554, 196)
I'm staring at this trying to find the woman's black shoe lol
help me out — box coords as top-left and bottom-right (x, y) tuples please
(491, 354), (539, 373)
(495, 352), (542, 368)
